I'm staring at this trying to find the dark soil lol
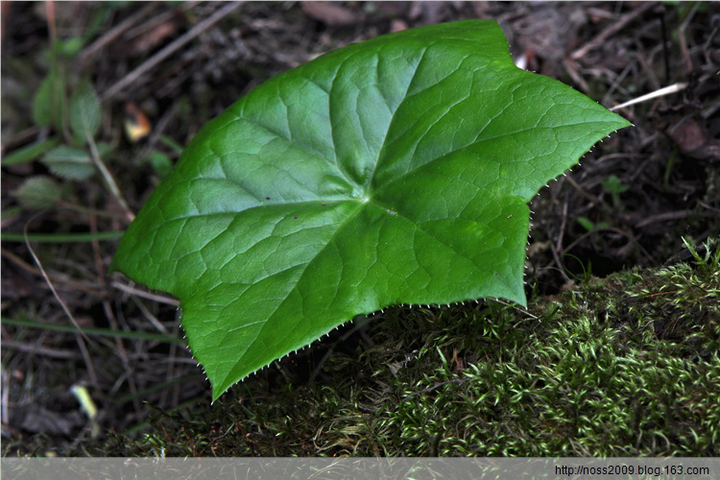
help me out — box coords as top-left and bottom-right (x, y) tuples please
(1, 1), (719, 456)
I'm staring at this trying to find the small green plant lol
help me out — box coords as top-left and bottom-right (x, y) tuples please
(5, 18), (172, 214)
(5, 33), (116, 211)
(601, 174), (629, 207)
(576, 216), (609, 233)
(112, 20), (631, 400)
(563, 253), (594, 284)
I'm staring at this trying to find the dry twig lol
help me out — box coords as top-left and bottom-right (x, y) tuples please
(76, 3), (157, 68)
(571, 3), (654, 60)
(101, 2), (243, 101)
(609, 82), (688, 111)
(23, 213), (100, 388)
(111, 281), (180, 307)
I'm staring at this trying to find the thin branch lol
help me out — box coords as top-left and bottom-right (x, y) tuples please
(609, 82), (688, 112)
(1, 247), (105, 296)
(76, 3), (157, 68)
(24, 214), (89, 340)
(101, 2), (243, 101)
(678, 2), (699, 74)
(636, 209), (710, 228)
(102, 299), (143, 417)
(45, 0), (57, 47)
(131, 296), (169, 334)
(492, 299), (539, 320)
(23, 213), (100, 388)
(571, 3), (654, 60)
(2, 340), (82, 360)
(111, 280), (180, 307)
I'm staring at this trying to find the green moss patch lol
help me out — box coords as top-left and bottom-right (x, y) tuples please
(93, 239), (719, 457)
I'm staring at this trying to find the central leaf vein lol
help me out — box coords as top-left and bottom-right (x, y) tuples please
(368, 46), (429, 196)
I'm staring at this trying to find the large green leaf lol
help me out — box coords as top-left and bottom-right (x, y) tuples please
(112, 20), (630, 400)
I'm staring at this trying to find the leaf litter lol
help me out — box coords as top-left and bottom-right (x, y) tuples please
(1, 1), (718, 456)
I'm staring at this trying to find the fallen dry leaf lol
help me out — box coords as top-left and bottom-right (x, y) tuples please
(301, 1), (358, 26)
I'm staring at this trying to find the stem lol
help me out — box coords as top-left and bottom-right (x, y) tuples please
(86, 130), (135, 222)
(1, 317), (184, 344)
(1, 231), (124, 243)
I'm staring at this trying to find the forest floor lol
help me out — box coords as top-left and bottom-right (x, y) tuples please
(1, 1), (719, 456)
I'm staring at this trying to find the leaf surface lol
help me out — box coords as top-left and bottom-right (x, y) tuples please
(32, 65), (66, 131)
(70, 79), (101, 141)
(112, 20), (630, 400)
(42, 146), (95, 180)
(15, 176), (62, 209)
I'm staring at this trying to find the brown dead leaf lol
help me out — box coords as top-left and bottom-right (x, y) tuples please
(301, 2), (358, 26)
(654, 73), (720, 162)
(126, 20), (178, 57)
(1, 2), (12, 44)
(390, 19), (408, 33)
(409, 1), (446, 23)
(662, 115), (720, 161)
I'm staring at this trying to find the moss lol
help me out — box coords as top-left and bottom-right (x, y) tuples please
(89, 238), (719, 457)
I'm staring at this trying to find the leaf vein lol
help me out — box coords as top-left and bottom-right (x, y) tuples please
(376, 120), (615, 195)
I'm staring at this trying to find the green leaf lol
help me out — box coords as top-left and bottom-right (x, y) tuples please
(32, 65), (66, 130)
(601, 174), (629, 194)
(32, 72), (54, 127)
(96, 142), (115, 159)
(55, 37), (84, 59)
(147, 150), (172, 179)
(14, 176), (62, 210)
(70, 79), (101, 141)
(577, 216), (595, 232)
(112, 20), (631, 400)
(158, 135), (184, 155)
(41, 146), (96, 180)
(1, 138), (59, 166)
